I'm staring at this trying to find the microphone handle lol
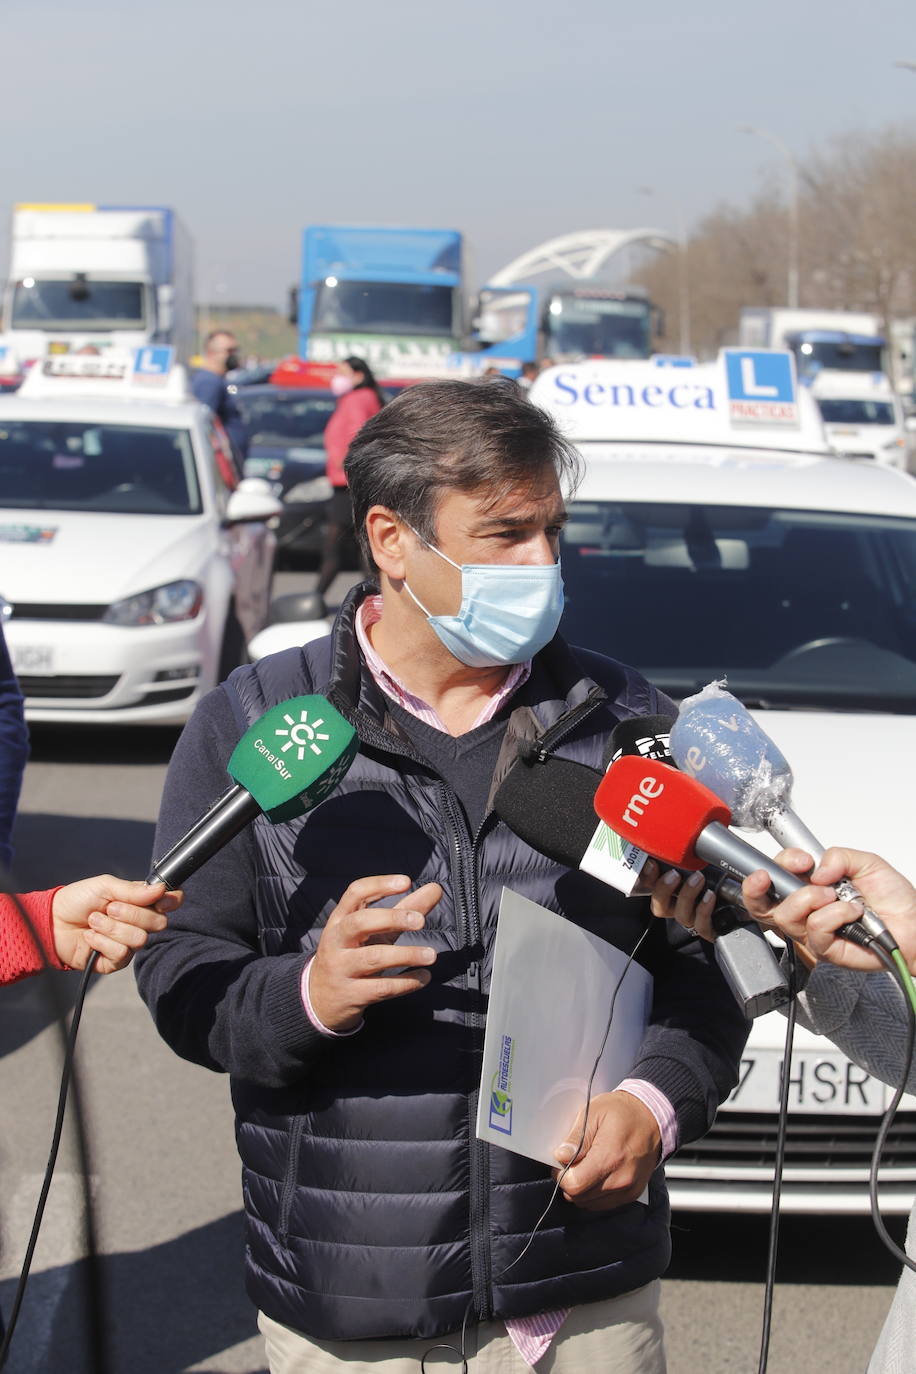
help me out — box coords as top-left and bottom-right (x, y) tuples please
(766, 805), (895, 954)
(696, 822), (804, 900)
(766, 804), (823, 859)
(148, 785), (261, 889)
(696, 821), (884, 953)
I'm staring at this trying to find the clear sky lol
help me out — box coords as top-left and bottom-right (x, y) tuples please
(2, 0), (915, 306)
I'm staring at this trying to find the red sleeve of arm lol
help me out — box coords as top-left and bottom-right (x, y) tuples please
(0, 888), (65, 986)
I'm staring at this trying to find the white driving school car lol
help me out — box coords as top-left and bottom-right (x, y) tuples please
(0, 350), (281, 725)
(531, 351), (916, 1213)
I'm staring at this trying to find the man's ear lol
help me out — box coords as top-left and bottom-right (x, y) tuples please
(366, 506), (409, 579)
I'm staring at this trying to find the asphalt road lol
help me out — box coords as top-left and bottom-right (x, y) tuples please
(0, 569), (907, 1373)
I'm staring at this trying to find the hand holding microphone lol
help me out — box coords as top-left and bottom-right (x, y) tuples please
(669, 682), (896, 957)
(49, 877), (180, 974)
(742, 847), (916, 974)
(149, 693), (443, 1030)
(594, 753), (899, 960)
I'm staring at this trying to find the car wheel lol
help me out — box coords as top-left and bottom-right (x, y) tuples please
(218, 603), (249, 680)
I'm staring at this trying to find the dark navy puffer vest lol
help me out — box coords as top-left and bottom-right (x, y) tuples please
(227, 588), (676, 1341)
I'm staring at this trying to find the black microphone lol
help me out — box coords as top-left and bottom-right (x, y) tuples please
(492, 720), (791, 1018)
(149, 694), (358, 888)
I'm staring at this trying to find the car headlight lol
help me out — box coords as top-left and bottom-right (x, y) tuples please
(102, 579), (203, 627)
(284, 477), (333, 504)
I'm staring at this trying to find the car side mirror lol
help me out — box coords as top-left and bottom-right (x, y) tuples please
(223, 477), (283, 525)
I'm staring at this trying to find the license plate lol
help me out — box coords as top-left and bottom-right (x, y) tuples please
(12, 644), (54, 675)
(245, 457), (283, 480)
(722, 1049), (895, 1115)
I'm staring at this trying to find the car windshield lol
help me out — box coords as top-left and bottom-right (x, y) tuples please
(0, 420), (201, 514)
(797, 341), (884, 373)
(545, 298), (652, 359)
(312, 280), (455, 336)
(235, 391), (336, 449)
(818, 399), (896, 426)
(10, 279), (147, 330)
(560, 501), (916, 710)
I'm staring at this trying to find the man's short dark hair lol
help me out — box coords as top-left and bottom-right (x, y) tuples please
(344, 378), (582, 567)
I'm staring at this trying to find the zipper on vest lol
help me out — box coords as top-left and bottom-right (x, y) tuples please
(277, 1114), (306, 1248)
(530, 686), (606, 764)
(439, 783), (493, 1324)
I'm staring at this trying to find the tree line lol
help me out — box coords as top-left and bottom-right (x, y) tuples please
(635, 125), (916, 359)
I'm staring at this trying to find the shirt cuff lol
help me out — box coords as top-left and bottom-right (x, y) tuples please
(615, 1077), (679, 1161)
(300, 955), (364, 1038)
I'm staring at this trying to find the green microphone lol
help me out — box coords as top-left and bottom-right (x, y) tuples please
(149, 695), (358, 888)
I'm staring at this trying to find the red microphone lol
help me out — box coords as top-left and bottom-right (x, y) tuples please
(595, 757), (795, 1015)
(594, 756), (805, 898)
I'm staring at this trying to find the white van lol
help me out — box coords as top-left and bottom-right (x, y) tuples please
(810, 369), (910, 469)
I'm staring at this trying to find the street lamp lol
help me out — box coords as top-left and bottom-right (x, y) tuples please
(637, 186), (691, 354)
(739, 124), (800, 309)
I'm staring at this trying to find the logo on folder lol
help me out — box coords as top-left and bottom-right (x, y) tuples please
(489, 1034), (515, 1135)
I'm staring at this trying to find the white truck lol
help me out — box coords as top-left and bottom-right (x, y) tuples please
(0, 203), (194, 365)
(738, 306), (889, 383)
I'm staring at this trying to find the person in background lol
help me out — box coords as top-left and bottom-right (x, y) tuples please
(652, 846), (916, 1374)
(1, 876), (180, 985)
(192, 329), (249, 461)
(0, 612), (28, 874)
(315, 356), (385, 604)
(517, 361), (540, 391)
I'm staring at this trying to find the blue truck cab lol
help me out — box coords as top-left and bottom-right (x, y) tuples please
(472, 284), (661, 374)
(293, 225), (463, 376)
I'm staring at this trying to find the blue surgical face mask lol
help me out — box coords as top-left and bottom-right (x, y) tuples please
(403, 528), (565, 668)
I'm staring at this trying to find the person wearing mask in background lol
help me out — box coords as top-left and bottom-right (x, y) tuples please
(1, 875), (179, 985)
(192, 329), (249, 462)
(315, 356), (385, 607)
(652, 847), (916, 1374)
(0, 610), (28, 875)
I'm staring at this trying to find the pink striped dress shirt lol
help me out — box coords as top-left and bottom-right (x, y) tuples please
(299, 594), (678, 1365)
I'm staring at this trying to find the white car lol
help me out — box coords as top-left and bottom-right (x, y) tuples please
(561, 446), (916, 1213)
(529, 354), (916, 1213)
(812, 369), (911, 469)
(0, 352), (281, 725)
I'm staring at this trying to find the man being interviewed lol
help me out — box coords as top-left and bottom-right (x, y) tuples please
(135, 379), (748, 1374)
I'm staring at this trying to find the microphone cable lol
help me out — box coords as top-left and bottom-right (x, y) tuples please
(756, 941), (799, 1374)
(866, 944), (916, 1277)
(0, 880), (107, 1372)
(420, 924), (652, 1374)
